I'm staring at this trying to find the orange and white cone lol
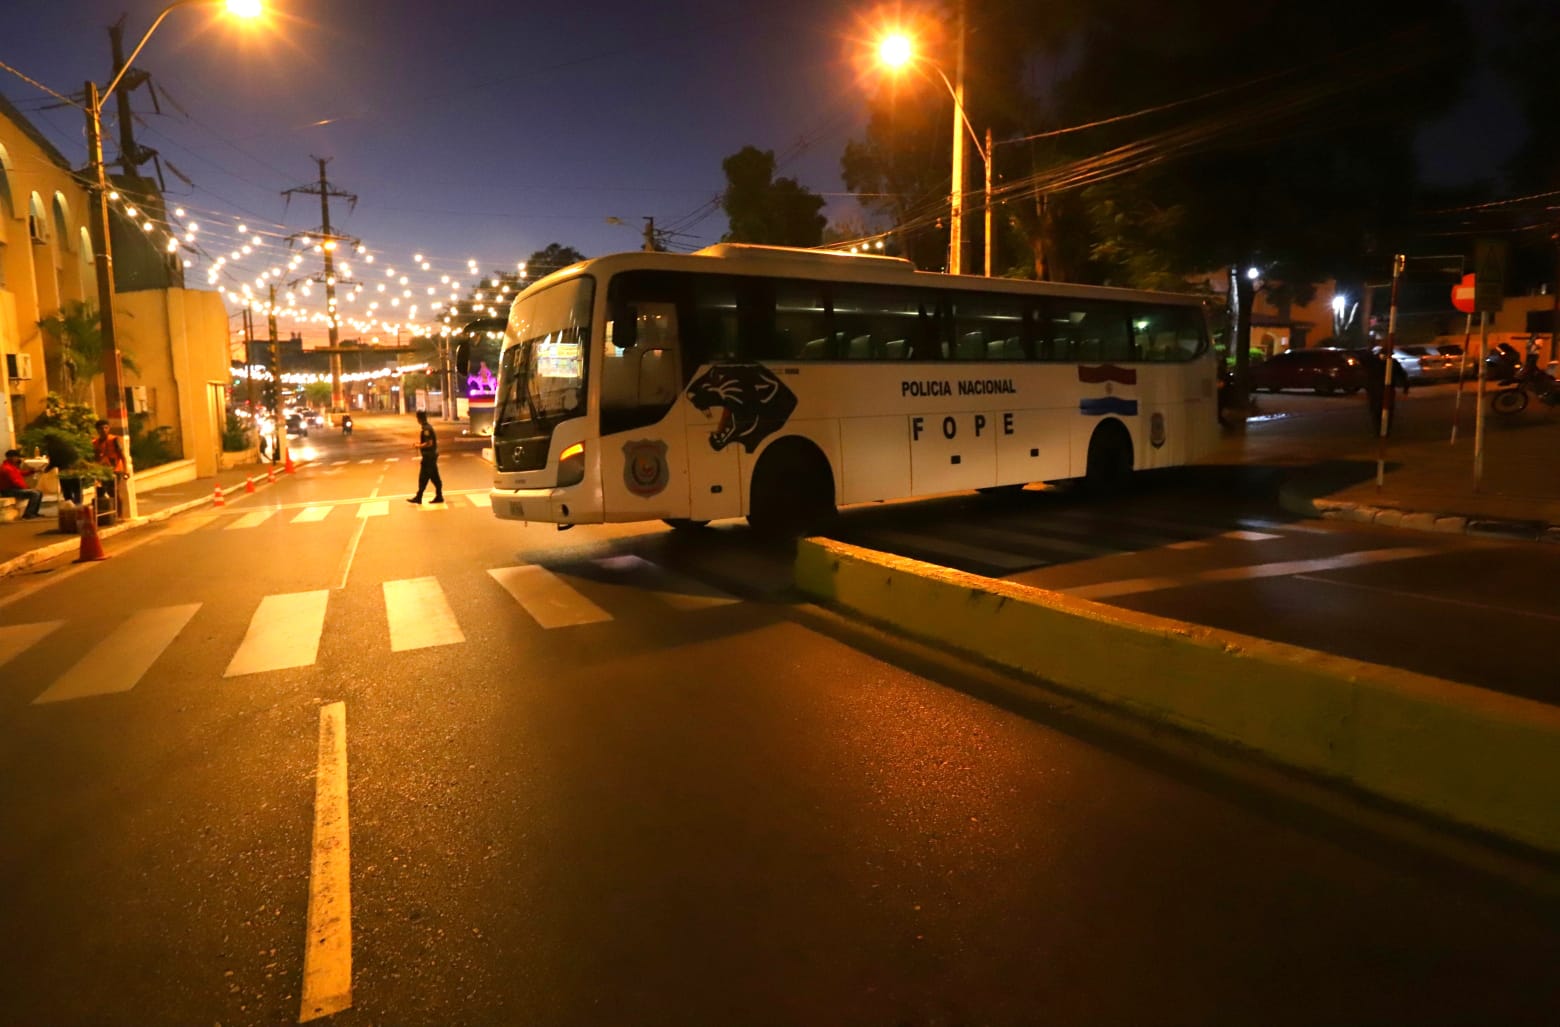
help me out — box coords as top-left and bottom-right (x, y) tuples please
(75, 503), (107, 562)
(284, 453), (295, 475)
(213, 484), (225, 507)
(267, 465), (276, 485)
(244, 475), (255, 494)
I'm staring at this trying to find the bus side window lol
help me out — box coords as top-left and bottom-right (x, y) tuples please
(601, 297), (681, 434)
(775, 280), (830, 359)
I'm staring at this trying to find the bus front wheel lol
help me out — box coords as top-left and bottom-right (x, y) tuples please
(1084, 420), (1134, 495)
(663, 518), (710, 531)
(747, 439), (836, 538)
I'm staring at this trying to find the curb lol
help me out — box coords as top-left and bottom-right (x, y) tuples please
(1276, 477), (1560, 542)
(795, 537), (1560, 856)
(0, 460), (311, 581)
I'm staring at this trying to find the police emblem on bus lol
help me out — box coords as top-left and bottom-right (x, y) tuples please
(685, 362), (798, 453)
(622, 439), (669, 497)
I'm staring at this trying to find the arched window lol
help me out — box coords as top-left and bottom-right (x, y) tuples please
(52, 192), (72, 268)
(0, 145), (12, 288)
(28, 192), (47, 244)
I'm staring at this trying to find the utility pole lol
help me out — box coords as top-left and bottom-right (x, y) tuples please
(947, 0), (966, 275)
(107, 18), (153, 177)
(268, 284), (287, 466)
(983, 126), (993, 278)
(283, 157), (358, 412)
(243, 305), (256, 440)
(643, 217), (657, 252)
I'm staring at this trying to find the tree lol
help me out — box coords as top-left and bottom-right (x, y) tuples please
(720, 146), (827, 247)
(303, 381), (333, 408)
(525, 244), (587, 279)
(36, 300), (138, 405)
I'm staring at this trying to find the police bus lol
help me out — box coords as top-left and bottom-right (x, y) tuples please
(489, 244), (1217, 534)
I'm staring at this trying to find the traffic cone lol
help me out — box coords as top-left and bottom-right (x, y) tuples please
(267, 465), (276, 485)
(213, 484), (225, 507)
(284, 452), (296, 475)
(75, 503), (107, 562)
(244, 475), (255, 494)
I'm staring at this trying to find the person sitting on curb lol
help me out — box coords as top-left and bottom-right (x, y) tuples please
(1, 449), (45, 520)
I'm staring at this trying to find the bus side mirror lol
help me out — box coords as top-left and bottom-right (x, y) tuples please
(612, 300), (638, 349)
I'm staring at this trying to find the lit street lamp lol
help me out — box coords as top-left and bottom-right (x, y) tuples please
(83, 0), (262, 520)
(876, 4), (993, 276)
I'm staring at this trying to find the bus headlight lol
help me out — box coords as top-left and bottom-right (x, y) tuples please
(558, 442), (585, 487)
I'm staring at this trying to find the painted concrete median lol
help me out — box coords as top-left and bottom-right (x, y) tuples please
(795, 537), (1560, 856)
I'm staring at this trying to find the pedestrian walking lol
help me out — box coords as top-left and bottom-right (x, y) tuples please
(407, 410), (444, 504)
(1, 449), (45, 519)
(92, 418), (127, 508)
(1362, 351), (1409, 436)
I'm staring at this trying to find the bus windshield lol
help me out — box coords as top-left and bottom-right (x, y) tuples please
(495, 277), (594, 432)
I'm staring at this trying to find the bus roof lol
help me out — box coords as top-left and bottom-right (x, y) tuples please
(513, 246), (1211, 308)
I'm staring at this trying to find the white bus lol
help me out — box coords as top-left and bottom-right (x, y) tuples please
(490, 244), (1218, 534)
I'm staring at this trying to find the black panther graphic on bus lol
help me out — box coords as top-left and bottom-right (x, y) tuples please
(685, 362), (799, 453)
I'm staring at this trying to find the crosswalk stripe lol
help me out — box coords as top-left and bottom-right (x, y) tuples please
(418, 501), (448, 511)
(1064, 546), (1436, 601)
(358, 501), (389, 518)
(225, 590), (329, 677)
(292, 506), (333, 524)
(465, 492), (492, 508)
(861, 529), (1038, 571)
(1222, 529), (1280, 542)
(358, 459), (374, 465)
(1165, 539), (1210, 551)
(34, 604), (201, 704)
(385, 457), (400, 463)
(0, 620), (63, 669)
(593, 555), (740, 610)
(227, 509), (276, 530)
(331, 460), (348, 466)
(487, 565), (612, 628)
(163, 512), (221, 536)
(383, 577), (465, 651)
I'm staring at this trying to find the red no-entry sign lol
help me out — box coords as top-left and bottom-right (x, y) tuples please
(1451, 273), (1476, 314)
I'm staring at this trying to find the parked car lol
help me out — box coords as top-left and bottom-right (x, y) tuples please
(1432, 343), (1472, 379)
(1247, 348), (1367, 395)
(1390, 345), (1459, 383)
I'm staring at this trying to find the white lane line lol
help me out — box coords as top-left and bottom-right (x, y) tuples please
(357, 501), (389, 518)
(335, 516), (367, 591)
(464, 492), (492, 508)
(357, 459), (374, 465)
(594, 554), (740, 610)
(863, 529), (1039, 571)
(1221, 529), (1281, 542)
(227, 509), (277, 530)
(1292, 573), (1560, 624)
(292, 506), (333, 524)
(330, 460), (348, 466)
(383, 577), (465, 651)
(162, 512), (222, 536)
(384, 457), (400, 463)
(225, 591), (329, 677)
(34, 604), (201, 704)
(299, 701), (352, 1022)
(487, 565), (612, 628)
(1065, 546), (1437, 601)
(0, 620), (63, 669)
(1236, 516), (1331, 535)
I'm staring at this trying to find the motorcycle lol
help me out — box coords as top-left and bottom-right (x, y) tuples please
(1491, 364), (1560, 416)
(341, 415), (354, 435)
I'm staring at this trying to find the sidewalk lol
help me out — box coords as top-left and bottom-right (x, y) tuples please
(1212, 383), (1560, 540)
(0, 455), (302, 579)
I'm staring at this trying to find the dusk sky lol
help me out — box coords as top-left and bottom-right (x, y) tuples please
(3, 0), (1524, 342)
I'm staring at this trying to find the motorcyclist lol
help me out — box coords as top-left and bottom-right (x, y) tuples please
(342, 414), (354, 435)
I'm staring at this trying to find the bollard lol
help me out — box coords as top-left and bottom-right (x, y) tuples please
(75, 503), (108, 562)
(213, 484), (225, 507)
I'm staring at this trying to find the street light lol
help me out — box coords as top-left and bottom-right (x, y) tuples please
(875, 6), (992, 276)
(84, 0), (262, 520)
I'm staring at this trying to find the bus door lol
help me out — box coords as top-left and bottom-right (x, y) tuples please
(600, 293), (690, 518)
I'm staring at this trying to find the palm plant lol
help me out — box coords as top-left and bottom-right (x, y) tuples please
(36, 300), (137, 405)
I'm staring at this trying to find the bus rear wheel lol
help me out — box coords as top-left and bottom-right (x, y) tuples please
(747, 439), (836, 538)
(1084, 420), (1134, 495)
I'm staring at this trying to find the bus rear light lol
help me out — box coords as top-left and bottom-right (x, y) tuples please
(558, 442), (585, 486)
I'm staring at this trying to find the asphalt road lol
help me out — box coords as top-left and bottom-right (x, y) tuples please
(0, 413), (1556, 1026)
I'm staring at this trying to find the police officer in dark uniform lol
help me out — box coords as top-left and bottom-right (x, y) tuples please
(408, 410), (444, 504)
